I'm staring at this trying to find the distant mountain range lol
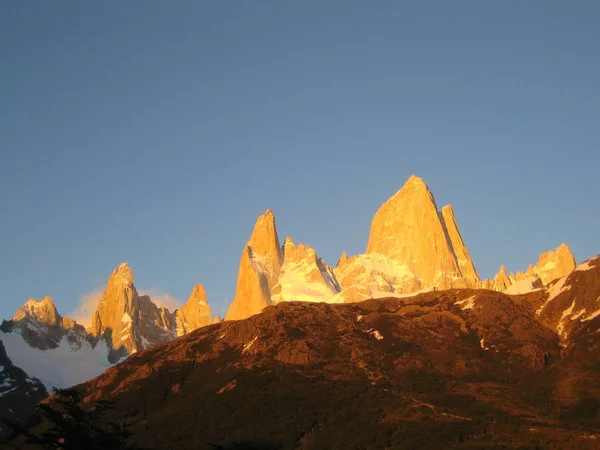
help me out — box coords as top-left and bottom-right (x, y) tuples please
(1, 176), (595, 447)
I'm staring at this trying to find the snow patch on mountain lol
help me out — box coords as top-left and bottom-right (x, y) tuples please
(536, 276), (571, 315)
(0, 331), (113, 391)
(504, 277), (542, 295)
(576, 260), (596, 272)
(455, 295), (477, 310)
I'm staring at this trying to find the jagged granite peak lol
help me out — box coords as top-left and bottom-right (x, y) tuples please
(440, 205), (480, 283)
(366, 176), (463, 286)
(225, 211), (287, 321)
(533, 243), (576, 285)
(248, 209), (283, 268)
(493, 265), (511, 292)
(272, 237), (340, 304)
(225, 245), (272, 321)
(337, 251), (350, 267)
(175, 284), (212, 335)
(90, 261), (140, 361)
(89, 262), (218, 362)
(4, 296), (84, 351)
(13, 296), (61, 327)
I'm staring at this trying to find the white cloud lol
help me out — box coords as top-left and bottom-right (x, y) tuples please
(70, 289), (103, 328)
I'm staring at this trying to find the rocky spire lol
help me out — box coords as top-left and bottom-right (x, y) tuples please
(90, 262), (141, 361)
(533, 243), (576, 285)
(13, 296), (61, 327)
(492, 265), (511, 291)
(271, 237), (340, 303)
(225, 246), (272, 321)
(175, 284), (212, 335)
(225, 210), (282, 321)
(440, 205), (480, 283)
(337, 251), (350, 267)
(366, 176), (462, 286)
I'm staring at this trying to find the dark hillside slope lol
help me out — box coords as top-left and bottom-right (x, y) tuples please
(11, 289), (600, 449)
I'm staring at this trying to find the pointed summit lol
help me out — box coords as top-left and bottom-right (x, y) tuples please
(13, 296), (61, 327)
(493, 265), (511, 291)
(337, 251), (350, 267)
(248, 209), (283, 267)
(226, 211), (283, 321)
(90, 262), (141, 361)
(440, 205), (480, 284)
(175, 284), (212, 335)
(366, 176), (465, 287)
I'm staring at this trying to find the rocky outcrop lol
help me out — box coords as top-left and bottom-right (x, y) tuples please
(440, 205), (480, 286)
(333, 253), (421, 299)
(537, 255), (600, 339)
(533, 243), (576, 285)
(226, 212), (343, 320)
(226, 210), (285, 321)
(487, 244), (577, 294)
(2, 296), (86, 351)
(175, 285), (212, 335)
(271, 237), (339, 304)
(492, 265), (511, 292)
(365, 176), (476, 288)
(90, 263), (143, 361)
(90, 263), (213, 362)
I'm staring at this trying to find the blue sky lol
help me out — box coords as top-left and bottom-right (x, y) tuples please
(1, 1), (599, 321)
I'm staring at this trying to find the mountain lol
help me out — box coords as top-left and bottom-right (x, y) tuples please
(366, 175), (478, 288)
(90, 263), (212, 363)
(0, 263), (212, 437)
(225, 211), (338, 320)
(226, 176), (578, 321)
(15, 256), (600, 449)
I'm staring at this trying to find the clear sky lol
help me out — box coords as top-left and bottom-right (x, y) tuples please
(1, 1), (599, 321)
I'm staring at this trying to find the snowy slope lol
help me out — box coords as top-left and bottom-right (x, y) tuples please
(1, 331), (113, 391)
(504, 276), (543, 295)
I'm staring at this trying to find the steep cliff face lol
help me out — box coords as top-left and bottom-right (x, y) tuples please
(533, 243), (576, 285)
(175, 285), (212, 336)
(89, 263), (212, 362)
(440, 205), (480, 286)
(226, 211), (340, 320)
(3, 296), (86, 351)
(487, 244), (577, 294)
(366, 176), (478, 288)
(271, 237), (339, 304)
(90, 263), (142, 362)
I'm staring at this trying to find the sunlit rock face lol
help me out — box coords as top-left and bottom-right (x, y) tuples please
(226, 211), (339, 321)
(175, 285), (212, 336)
(366, 175), (479, 289)
(225, 176), (579, 321)
(225, 210), (282, 321)
(532, 243), (576, 285)
(90, 263), (212, 362)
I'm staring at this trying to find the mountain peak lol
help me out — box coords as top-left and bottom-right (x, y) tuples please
(366, 176), (465, 286)
(248, 210), (282, 265)
(13, 296), (61, 326)
(175, 284), (211, 335)
(533, 243), (576, 285)
(190, 284), (208, 304)
(113, 262), (134, 286)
